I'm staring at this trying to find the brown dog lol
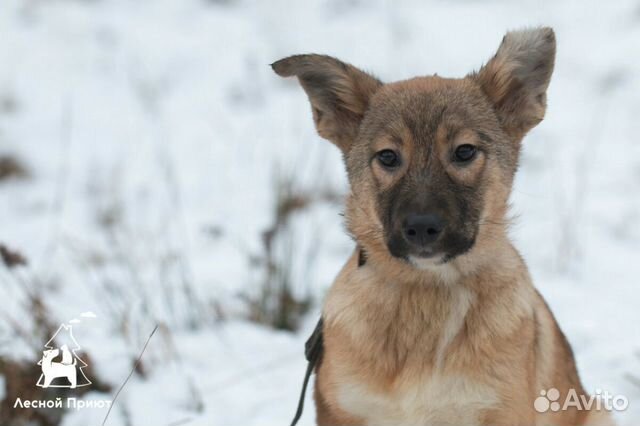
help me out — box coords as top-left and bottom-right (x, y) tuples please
(273, 28), (613, 426)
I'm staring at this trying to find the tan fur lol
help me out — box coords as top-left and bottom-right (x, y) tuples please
(273, 27), (613, 426)
(316, 244), (609, 425)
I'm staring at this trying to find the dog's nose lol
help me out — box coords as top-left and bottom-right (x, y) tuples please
(402, 213), (445, 248)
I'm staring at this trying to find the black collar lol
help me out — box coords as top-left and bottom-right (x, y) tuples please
(357, 246), (367, 267)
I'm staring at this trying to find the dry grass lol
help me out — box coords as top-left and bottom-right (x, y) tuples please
(246, 169), (341, 331)
(0, 243), (110, 426)
(0, 155), (28, 182)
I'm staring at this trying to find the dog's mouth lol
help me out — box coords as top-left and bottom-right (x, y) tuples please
(407, 252), (447, 269)
(386, 232), (476, 268)
(387, 240), (447, 267)
(411, 249), (439, 259)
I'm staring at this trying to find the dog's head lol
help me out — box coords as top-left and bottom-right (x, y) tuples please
(43, 348), (60, 360)
(272, 28), (555, 273)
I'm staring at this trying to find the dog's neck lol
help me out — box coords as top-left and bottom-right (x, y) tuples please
(324, 238), (533, 379)
(359, 229), (519, 290)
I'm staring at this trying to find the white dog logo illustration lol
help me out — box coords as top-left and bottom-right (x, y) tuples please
(36, 323), (92, 388)
(40, 345), (77, 388)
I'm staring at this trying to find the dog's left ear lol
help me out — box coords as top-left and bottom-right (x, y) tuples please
(272, 54), (382, 153)
(472, 27), (556, 140)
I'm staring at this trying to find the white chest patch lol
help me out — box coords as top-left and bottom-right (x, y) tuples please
(435, 285), (475, 369)
(336, 374), (499, 426)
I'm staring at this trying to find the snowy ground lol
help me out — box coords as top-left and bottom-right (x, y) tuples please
(0, 0), (639, 425)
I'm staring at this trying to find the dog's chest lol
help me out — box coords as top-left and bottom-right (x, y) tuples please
(334, 374), (498, 426)
(323, 278), (501, 425)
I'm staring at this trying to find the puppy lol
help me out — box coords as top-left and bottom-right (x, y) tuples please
(273, 27), (613, 426)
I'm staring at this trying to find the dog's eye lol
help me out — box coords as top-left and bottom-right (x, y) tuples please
(453, 144), (477, 162)
(376, 150), (401, 168)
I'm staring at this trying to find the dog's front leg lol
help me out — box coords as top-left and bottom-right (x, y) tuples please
(43, 374), (53, 388)
(314, 390), (364, 426)
(314, 368), (365, 426)
(69, 369), (77, 389)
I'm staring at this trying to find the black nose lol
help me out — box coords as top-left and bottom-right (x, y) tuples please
(402, 213), (445, 247)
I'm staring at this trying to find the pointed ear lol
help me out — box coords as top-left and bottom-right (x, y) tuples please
(272, 54), (382, 152)
(472, 27), (556, 140)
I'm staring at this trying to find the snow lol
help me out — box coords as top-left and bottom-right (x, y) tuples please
(0, 0), (639, 425)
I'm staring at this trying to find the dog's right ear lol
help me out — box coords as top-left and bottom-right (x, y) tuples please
(272, 54), (382, 152)
(472, 27), (556, 141)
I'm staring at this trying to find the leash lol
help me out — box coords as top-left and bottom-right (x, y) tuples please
(289, 317), (324, 426)
(288, 248), (367, 426)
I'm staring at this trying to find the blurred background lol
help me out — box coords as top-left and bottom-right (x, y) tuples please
(0, 0), (639, 425)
